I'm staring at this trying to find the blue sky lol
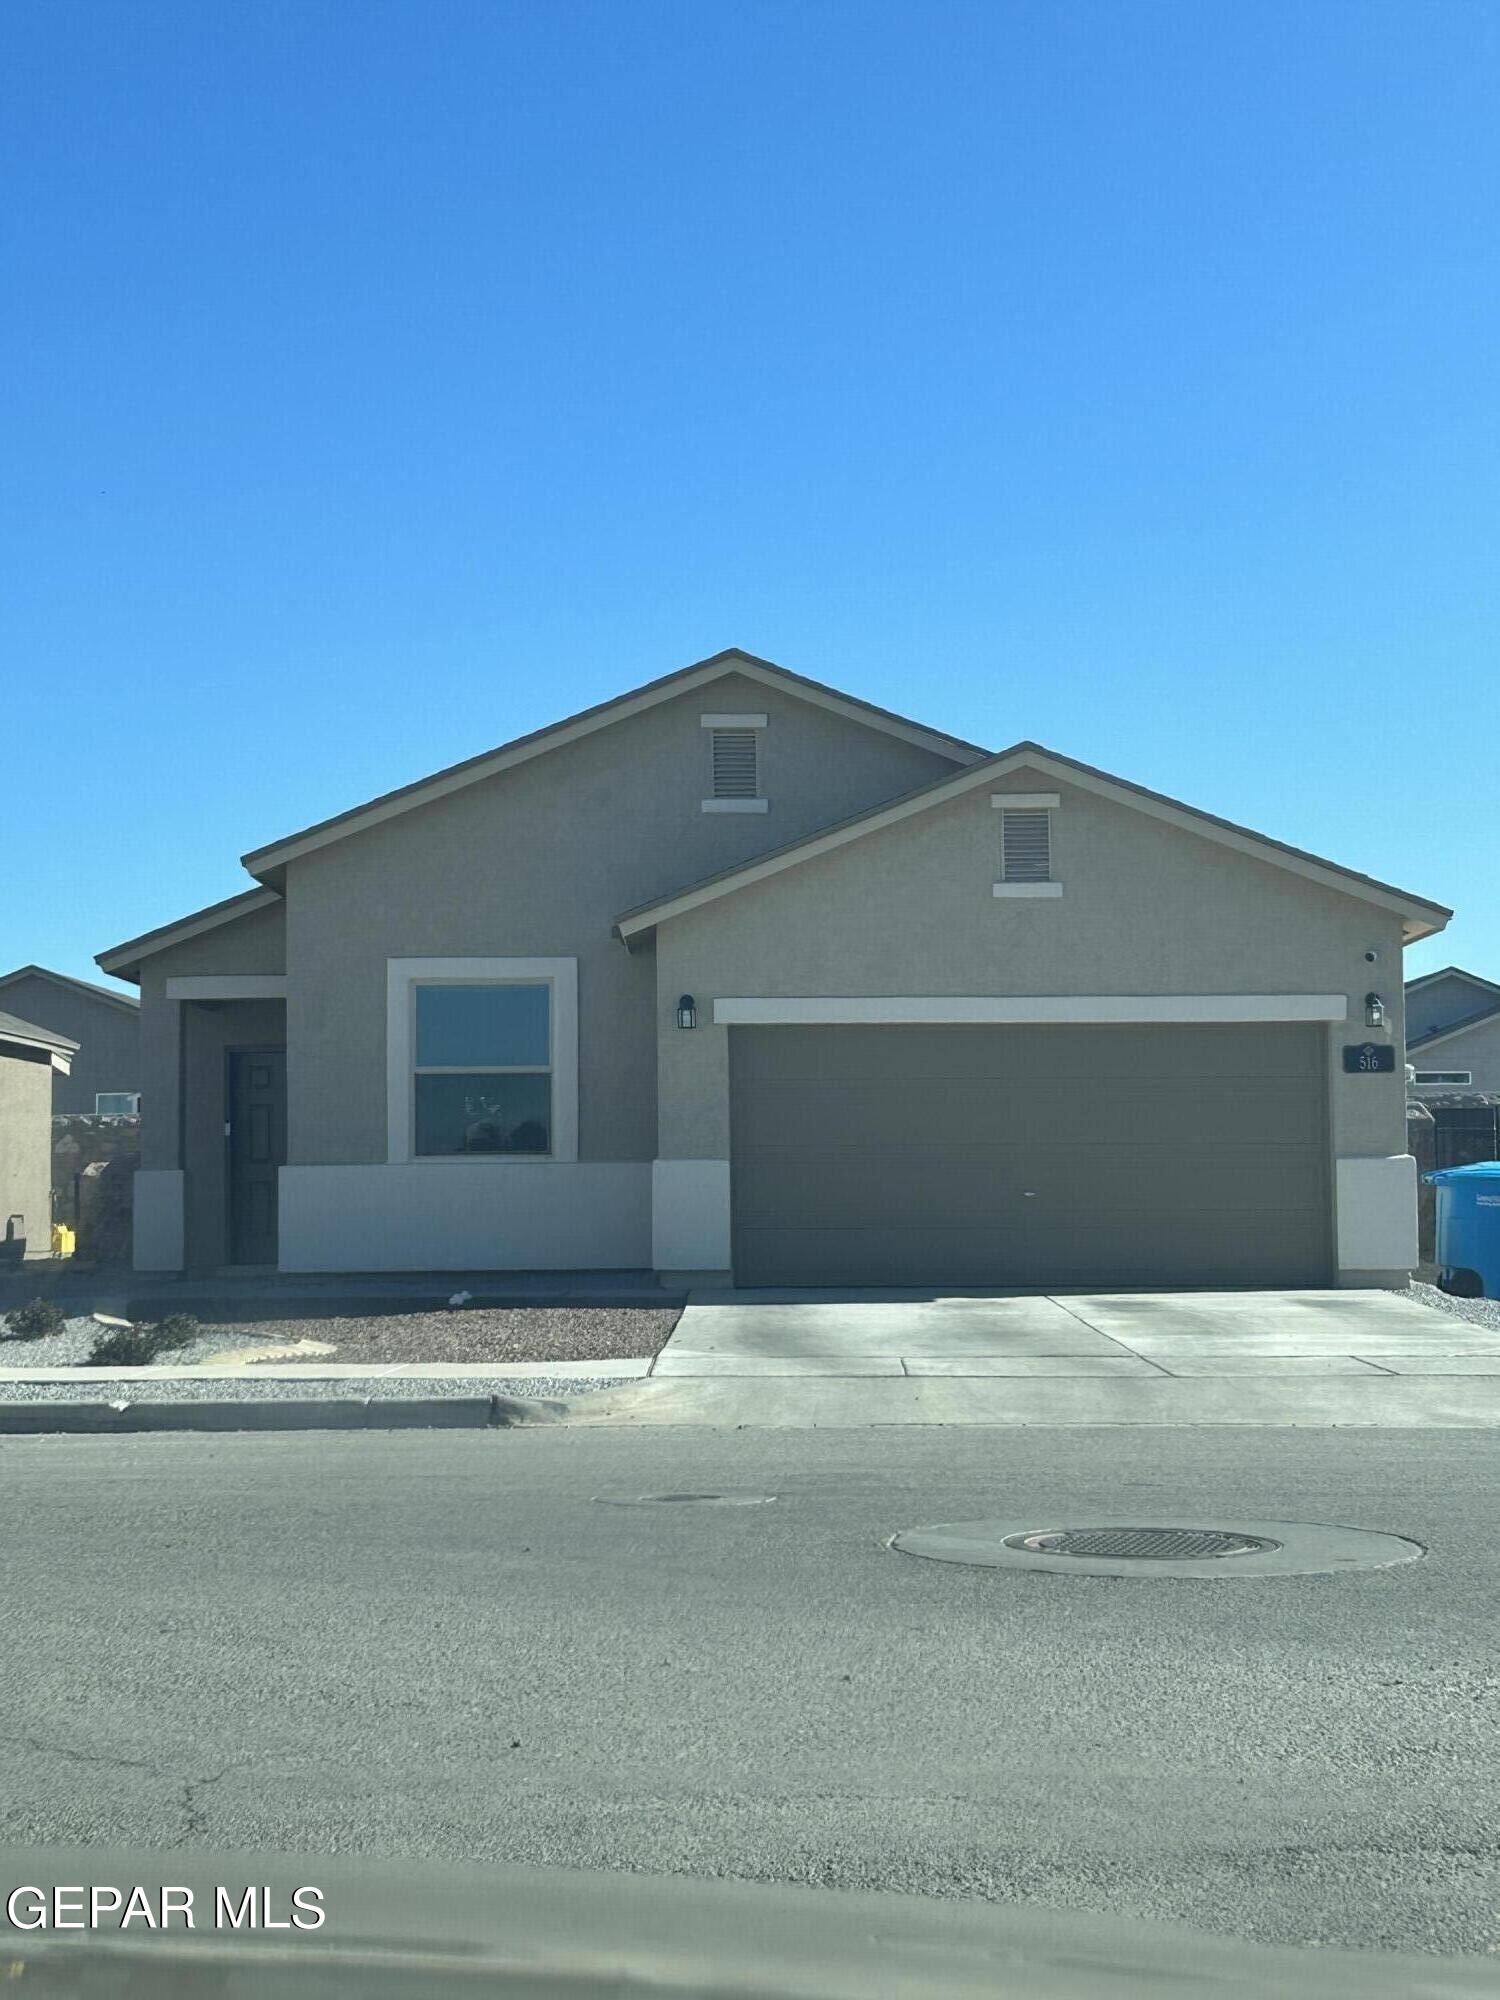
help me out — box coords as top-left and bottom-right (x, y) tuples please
(3, 0), (1495, 992)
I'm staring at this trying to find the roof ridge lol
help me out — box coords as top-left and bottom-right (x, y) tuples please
(239, 649), (987, 881)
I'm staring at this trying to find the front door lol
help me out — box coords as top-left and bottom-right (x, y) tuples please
(227, 1048), (287, 1265)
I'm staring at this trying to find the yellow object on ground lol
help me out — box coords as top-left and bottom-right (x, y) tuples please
(50, 1224), (75, 1258)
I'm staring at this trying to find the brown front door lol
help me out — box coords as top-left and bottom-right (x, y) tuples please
(227, 1048), (286, 1265)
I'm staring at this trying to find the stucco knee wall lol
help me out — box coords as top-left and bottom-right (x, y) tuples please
(278, 1163), (652, 1272)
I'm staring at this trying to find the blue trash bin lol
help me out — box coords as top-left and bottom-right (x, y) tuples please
(1425, 1162), (1500, 1299)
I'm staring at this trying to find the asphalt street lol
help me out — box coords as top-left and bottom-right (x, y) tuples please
(2, 1425), (1497, 1960)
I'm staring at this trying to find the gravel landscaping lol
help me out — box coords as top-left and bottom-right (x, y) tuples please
(0, 1373), (632, 1404)
(1408, 1280), (1500, 1332)
(0, 1304), (680, 1370)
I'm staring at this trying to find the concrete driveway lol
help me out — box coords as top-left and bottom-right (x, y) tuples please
(657, 1286), (1483, 1377)
(580, 1285), (1500, 1426)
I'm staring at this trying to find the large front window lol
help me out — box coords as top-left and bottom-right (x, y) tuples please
(413, 982), (552, 1156)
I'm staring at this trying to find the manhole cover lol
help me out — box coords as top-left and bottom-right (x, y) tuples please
(890, 1516), (1425, 1579)
(1005, 1527), (1280, 1561)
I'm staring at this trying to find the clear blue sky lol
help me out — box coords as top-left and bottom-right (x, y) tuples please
(4, 0), (1495, 993)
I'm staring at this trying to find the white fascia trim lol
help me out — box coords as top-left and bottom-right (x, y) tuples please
(385, 956), (579, 1165)
(96, 888), (282, 974)
(992, 882), (1063, 898)
(165, 975), (289, 1001)
(700, 798), (769, 814)
(0, 1028), (77, 1069)
(700, 712), (767, 728)
(713, 994), (1350, 1026)
(990, 792), (1060, 809)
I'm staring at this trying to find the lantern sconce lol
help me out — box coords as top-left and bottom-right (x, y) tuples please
(1365, 991), (1386, 1030)
(676, 994), (698, 1030)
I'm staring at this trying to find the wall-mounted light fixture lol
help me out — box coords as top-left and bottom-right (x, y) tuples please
(1365, 991), (1386, 1029)
(676, 994), (698, 1030)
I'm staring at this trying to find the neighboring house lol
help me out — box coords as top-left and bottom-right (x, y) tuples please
(0, 1010), (77, 1262)
(97, 647), (1450, 1287)
(0, 966), (140, 1115)
(1404, 968), (1500, 1096)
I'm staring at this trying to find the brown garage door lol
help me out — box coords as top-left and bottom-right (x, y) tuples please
(728, 1023), (1331, 1289)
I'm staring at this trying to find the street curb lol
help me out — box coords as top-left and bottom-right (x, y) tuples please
(0, 1394), (569, 1435)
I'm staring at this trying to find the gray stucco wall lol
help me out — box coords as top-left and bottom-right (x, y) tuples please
(0, 976), (139, 1115)
(281, 673), (959, 1166)
(1409, 1013), (1500, 1095)
(0, 1046), (54, 1255)
(136, 898), (286, 1171)
(652, 768), (1411, 1169)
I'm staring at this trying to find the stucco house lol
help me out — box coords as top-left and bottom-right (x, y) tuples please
(0, 1010), (77, 1263)
(0, 966), (140, 1116)
(97, 649), (1449, 1287)
(1404, 968), (1500, 1096)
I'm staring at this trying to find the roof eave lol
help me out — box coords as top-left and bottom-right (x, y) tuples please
(0, 965), (141, 1013)
(239, 650), (986, 883)
(96, 887), (281, 982)
(615, 742), (1453, 941)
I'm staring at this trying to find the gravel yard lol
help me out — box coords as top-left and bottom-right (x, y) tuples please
(0, 1373), (632, 1404)
(0, 1304), (680, 1370)
(1408, 1279), (1500, 1332)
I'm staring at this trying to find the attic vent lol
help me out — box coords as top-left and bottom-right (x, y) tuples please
(1000, 807), (1051, 882)
(711, 728), (759, 799)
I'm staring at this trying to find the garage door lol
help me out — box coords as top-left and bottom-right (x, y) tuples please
(729, 1023), (1331, 1289)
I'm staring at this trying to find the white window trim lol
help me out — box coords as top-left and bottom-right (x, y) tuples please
(386, 957), (578, 1165)
(1413, 1070), (1473, 1085)
(95, 1091), (141, 1114)
(713, 994), (1349, 1025)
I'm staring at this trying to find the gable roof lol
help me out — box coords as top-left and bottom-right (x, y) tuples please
(0, 1008), (78, 1074)
(1405, 965), (1500, 1001)
(239, 649), (986, 886)
(1407, 1002), (1500, 1053)
(96, 887), (282, 983)
(615, 741), (1452, 945)
(0, 964), (139, 1015)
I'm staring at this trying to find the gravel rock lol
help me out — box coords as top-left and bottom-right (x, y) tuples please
(1408, 1280), (1500, 1332)
(0, 1373), (631, 1404)
(0, 1306), (678, 1370)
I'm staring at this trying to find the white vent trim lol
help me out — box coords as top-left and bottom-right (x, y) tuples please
(989, 792), (1060, 808)
(700, 712), (767, 728)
